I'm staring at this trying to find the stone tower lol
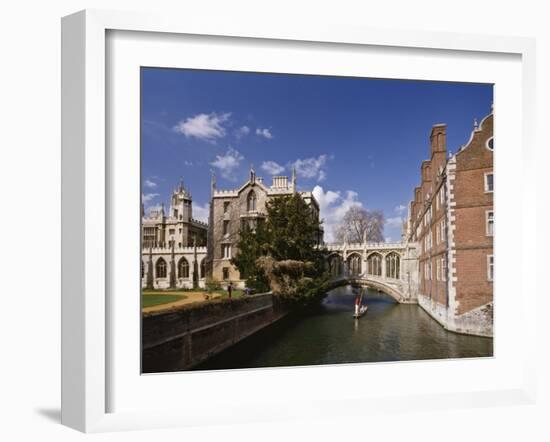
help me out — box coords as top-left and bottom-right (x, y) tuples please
(170, 178), (192, 223)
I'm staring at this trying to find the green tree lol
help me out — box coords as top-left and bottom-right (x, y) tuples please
(231, 220), (271, 293)
(232, 193), (328, 304)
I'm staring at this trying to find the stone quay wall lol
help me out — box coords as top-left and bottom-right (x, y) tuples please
(418, 293), (493, 337)
(142, 293), (286, 372)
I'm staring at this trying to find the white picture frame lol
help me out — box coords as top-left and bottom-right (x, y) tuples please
(61, 9), (537, 433)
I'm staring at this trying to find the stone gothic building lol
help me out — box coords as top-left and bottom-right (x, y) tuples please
(142, 179), (207, 249)
(406, 110), (494, 336)
(141, 180), (208, 289)
(206, 168), (321, 286)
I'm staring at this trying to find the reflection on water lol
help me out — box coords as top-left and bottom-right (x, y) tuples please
(195, 286), (493, 371)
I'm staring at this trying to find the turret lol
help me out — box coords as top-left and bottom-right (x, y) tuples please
(170, 177), (192, 222)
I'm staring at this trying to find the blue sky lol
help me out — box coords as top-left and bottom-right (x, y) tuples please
(141, 68), (493, 242)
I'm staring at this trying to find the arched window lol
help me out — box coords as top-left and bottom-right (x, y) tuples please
(385, 252), (400, 279)
(367, 253), (382, 276)
(247, 191), (257, 212)
(200, 259), (206, 279)
(177, 257), (189, 279)
(328, 255), (342, 277)
(155, 258), (167, 278)
(347, 254), (362, 276)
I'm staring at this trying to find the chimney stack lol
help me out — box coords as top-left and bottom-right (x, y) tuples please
(272, 176), (289, 189)
(430, 124), (447, 155)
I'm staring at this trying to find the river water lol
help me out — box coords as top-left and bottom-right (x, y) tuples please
(195, 286), (493, 371)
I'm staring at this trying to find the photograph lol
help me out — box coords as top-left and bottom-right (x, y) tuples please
(140, 68), (494, 373)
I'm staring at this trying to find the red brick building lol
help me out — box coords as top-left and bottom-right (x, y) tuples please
(406, 110), (493, 336)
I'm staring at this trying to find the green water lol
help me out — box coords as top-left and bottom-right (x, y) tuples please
(195, 286), (493, 371)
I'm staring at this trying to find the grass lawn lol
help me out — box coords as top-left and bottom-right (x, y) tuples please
(141, 288), (245, 309)
(141, 294), (187, 308)
(142, 288), (190, 294)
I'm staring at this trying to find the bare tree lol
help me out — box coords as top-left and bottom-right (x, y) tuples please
(335, 206), (385, 243)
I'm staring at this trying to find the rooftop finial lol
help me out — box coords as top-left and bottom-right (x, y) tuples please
(250, 163), (256, 183)
(473, 118), (478, 129)
(291, 165), (297, 192)
(178, 177), (185, 192)
(210, 169), (217, 195)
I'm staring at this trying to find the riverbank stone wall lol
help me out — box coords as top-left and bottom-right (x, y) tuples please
(142, 293), (286, 372)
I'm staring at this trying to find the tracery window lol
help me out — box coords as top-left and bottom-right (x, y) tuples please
(178, 257), (189, 279)
(155, 258), (167, 278)
(367, 253), (382, 276)
(385, 252), (400, 279)
(347, 254), (362, 276)
(247, 191), (257, 212)
(328, 255), (343, 277)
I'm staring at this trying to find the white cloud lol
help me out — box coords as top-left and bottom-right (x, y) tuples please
(256, 128), (273, 139)
(261, 160), (285, 175)
(143, 179), (157, 189)
(173, 112), (231, 142)
(235, 125), (250, 138)
(292, 154), (328, 182)
(141, 193), (159, 204)
(210, 147), (244, 181)
(394, 204), (406, 214)
(312, 185), (363, 243)
(193, 202), (210, 223)
(386, 216), (404, 228)
(385, 237), (393, 243)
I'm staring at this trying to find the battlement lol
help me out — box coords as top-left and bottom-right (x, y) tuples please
(324, 241), (407, 251)
(143, 213), (164, 221)
(190, 218), (208, 227)
(266, 187), (293, 195)
(142, 246), (208, 254)
(213, 189), (239, 197)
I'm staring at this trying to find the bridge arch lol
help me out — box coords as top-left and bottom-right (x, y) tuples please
(325, 276), (404, 303)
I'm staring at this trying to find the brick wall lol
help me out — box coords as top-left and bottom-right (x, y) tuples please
(453, 113), (493, 316)
(407, 112), (494, 336)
